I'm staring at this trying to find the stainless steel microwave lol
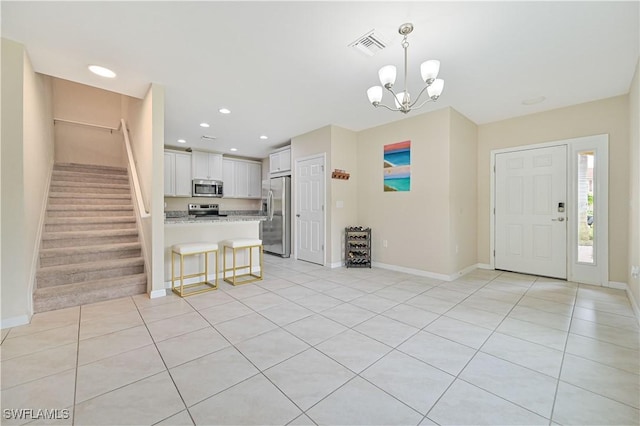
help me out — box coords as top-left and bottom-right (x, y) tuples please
(192, 179), (223, 197)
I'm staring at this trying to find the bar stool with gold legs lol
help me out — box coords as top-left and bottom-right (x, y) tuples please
(220, 238), (263, 285)
(171, 242), (219, 297)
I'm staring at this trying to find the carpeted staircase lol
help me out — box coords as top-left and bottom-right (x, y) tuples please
(34, 163), (147, 312)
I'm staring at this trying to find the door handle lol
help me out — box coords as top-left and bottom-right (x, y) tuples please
(296, 214), (300, 217)
(552, 217), (565, 222)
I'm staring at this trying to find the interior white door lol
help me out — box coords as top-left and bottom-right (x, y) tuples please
(495, 145), (567, 279)
(296, 156), (324, 265)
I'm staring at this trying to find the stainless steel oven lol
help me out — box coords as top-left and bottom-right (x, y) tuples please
(192, 179), (223, 197)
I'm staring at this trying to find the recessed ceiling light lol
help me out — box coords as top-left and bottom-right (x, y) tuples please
(177, 139), (186, 143)
(522, 96), (546, 105)
(88, 65), (116, 78)
(259, 135), (268, 140)
(200, 122), (210, 128)
(230, 148), (238, 152)
(219, 108), (231, 114)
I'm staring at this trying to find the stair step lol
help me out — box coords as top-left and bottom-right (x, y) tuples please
(47, 204), (134, 217)
(41, 228), (139, 248)
(48, 193), (132, 205)
(49, 192), (131, 200)
(50, 181), (131, 194)
(39, 242), (142, 267)
(37, 257), (145, 288)
(34, 273), (147, 313)
(44, 216), (136, 232)
(54, 163), (128, 176)
(52, 170), (129, 185)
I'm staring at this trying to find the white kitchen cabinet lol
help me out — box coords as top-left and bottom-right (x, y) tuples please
(174, 153), (192, 196)
(269, 147), (291, 175)
(222, 158), (262, 199)
(164, 152), (175, 197)
(247, 162), (262, 198)
(192, 150), (223, 180)
(222, 159), (236, 197)
(164, 150), (192, 197)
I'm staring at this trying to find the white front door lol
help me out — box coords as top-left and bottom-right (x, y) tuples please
(296, 156), (325, 265)
(495, 145), (567, 279)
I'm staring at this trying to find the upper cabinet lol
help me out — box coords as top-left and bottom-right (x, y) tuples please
(269, 147), (291, 175)
(223, 158), (262, 199)
(164, 150), (192, 197)
(192, 150), (223, 181)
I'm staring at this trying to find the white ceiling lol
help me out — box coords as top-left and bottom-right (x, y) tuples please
(3, 2), (638, 159)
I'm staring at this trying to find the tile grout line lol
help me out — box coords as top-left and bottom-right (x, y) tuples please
(71, 305), (82, 426)
(131, 296), (196, 426)
(547, 281), (580, 425)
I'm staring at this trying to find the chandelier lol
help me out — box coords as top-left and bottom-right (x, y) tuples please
(366, 23), (444, 114)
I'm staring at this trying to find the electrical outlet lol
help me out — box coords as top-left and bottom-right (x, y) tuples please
(632, 266), (640, 279)
(383, 240), (388, 248)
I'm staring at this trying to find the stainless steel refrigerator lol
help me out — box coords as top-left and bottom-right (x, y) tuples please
(260, 176), (291, 257)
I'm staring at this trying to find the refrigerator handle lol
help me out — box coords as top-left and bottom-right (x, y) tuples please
(268, 190), (275, 221)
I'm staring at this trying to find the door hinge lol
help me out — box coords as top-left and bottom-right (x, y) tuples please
(321, 165), (324, 172)
(493, 250), (496, 256)
(493, 164), (496, 172)
(493, 208), (495, 214)
(322, 205), (324, 211)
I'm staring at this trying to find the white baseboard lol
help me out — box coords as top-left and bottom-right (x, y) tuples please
(371, 262), (478, 282)
(476, 263), (494, 270)
(149, 289), (168, 299)
(329, 261), (344, 269)
(1, 314), (30, 330)
(624, 284), (640, 325)
(606, 281), (627, 290)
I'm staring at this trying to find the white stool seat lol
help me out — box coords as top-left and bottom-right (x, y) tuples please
(220, 238), (262, 248)
(172, 242), (219, 255)
(171, 242), (218, 297)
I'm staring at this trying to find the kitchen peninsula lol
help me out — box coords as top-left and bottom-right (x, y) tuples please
(164, 212), (266, 288)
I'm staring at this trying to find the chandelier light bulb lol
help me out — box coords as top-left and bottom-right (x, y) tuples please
(420, 60), (440, 84)
(427, 79), (445, 100)
(367, 86), (383, 105)
(393, 91), (410, 109)
(378, 65), (397, 88)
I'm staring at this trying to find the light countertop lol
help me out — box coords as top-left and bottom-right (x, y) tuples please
(164, 215), (266, 225)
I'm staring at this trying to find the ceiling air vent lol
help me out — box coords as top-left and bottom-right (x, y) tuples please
(349, 30), (387, 57)
(201, 135), (217, 141)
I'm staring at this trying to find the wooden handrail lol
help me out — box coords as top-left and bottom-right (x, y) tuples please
(53, 118), (119, 132)
(120, 119), (150, 217)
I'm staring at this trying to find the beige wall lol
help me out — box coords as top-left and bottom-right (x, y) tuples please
(52, 78), (124, 167)
(126, 85), (166, 294)
(357, 108), (453, 275)
(1, 39), (28, 325)
(330, 126), (358, 265)
(629, 59), (640, 305)
(23, 61), (55, 306)
(449, 109), (478, 274)
(1, 39), (55, 326)
(477, 95), (630, 282)
(291, 125), (332, 262)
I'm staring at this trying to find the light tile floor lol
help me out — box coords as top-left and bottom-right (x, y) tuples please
(1, 257), (639, 425)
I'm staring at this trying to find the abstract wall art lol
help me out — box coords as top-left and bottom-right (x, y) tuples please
(383, 140), (411, 192)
